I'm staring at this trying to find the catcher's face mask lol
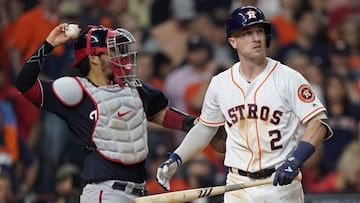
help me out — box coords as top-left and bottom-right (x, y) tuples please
(107, 28), (141, 87)
(73, 26), (141, 87)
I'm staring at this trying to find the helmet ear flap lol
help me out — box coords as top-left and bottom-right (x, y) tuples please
(266, 33), (271, 47)
(264, 24), (272, 47)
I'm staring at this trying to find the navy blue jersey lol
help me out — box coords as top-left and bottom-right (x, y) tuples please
(15, 42), (169, 183)
(41, 80), (168, 182)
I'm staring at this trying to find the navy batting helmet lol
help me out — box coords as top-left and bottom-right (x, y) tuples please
(226, 6), (272, 47)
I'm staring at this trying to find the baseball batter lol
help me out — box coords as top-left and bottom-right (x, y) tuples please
(15, 24), (200, 203)
(156, 6), (333, 202)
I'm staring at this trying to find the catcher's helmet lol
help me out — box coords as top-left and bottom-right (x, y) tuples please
(226, 6), (272, 47)
(72, 26), (109, 67)
(72, 25), (140, 87)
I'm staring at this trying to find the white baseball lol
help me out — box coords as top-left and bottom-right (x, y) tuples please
(65, 24), (80, 39)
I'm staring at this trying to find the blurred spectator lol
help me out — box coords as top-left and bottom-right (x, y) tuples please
(51, 163), (81, 203)
(137, 52), (155, 83)
(304, 141), (360, 192)
(78, 0), (110, 28)
(283, 50), (311, 76)
(181, 158), (223, 203)
(270, 0), (303, 46)
(337, 15), (360, 71)
(128, 0), (153, 28)
(322, 73), (360, 173)
(149, 0), (196, 67)
(326, 0), (349, 11)
(275, 8), (330, 70)
(327, 0), (360, 42)
(231, 0), (281, 19)
(163, 33), (226, 175)
(0, 66), (41, 151)
(328, 40), (360, 103)
(283, 51), (324, 102)
(230, 0), (258, 8)
(53, 0), (82, 77)
(305, 0), (329, 40)
(329, 40), (352, 78)
(302, 144), (326, 192)
(195, 0), (232, 15)
(164, 33), (214, 114)
(184, 65), (225, 117)
(116, 12), (150, 52)
(0, 170), (12, 203)
(151, 52), (173, 90)
(58, 0), (81, 24)
(206, 9), (236, 67)
(190, 12), (214, 49)
(150, 0), (171, 26)
(0, 101), (38, 198)
(0, 0), (24, 85)
(302, 62), (325, 103)
(183, 60), (227, 173)
(36, 111), (71, 194)
(101, 0), (128, 28)
(163, 33), (215, 143)
(136, 51), (178, 159)
(9, 0), (64, 77)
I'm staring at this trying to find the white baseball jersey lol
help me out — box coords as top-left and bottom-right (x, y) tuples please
(199, 57), (326, 172)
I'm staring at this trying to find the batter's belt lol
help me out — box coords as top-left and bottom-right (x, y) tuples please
(229, 167), (275, 179)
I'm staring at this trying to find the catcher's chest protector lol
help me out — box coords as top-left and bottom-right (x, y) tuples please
(78, 77), (148, 164)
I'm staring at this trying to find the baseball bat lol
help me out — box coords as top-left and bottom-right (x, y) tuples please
(135, 173), (302, 203)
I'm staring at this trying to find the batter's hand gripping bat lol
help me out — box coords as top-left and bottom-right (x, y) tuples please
(134, 173), (302, 203)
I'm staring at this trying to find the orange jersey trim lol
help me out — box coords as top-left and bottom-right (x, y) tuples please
(300, 107), (326, 123)
(199, 117), (224, 125)
(253, 62), (278, 170)
(230, 65), (253, 171)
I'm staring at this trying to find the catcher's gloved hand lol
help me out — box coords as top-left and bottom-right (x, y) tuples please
(273, 157), (301, 186)
(156, 153), (182, 191)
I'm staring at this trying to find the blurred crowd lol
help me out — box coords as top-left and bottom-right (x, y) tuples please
(0, 0), (360, 202)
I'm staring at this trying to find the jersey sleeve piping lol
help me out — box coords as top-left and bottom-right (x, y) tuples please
(300, 106), (326, 123)
(199, 117), (224, 126)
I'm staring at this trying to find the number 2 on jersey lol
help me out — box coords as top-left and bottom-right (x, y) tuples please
(269, 130), (282, 150)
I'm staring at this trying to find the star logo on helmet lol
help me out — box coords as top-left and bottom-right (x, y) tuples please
(246, 10), (257, 19)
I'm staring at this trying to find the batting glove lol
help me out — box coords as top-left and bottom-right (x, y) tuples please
(273, 141), (315, 186)
(156, 153), (182, 191)
(273, 157), (300, 186)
